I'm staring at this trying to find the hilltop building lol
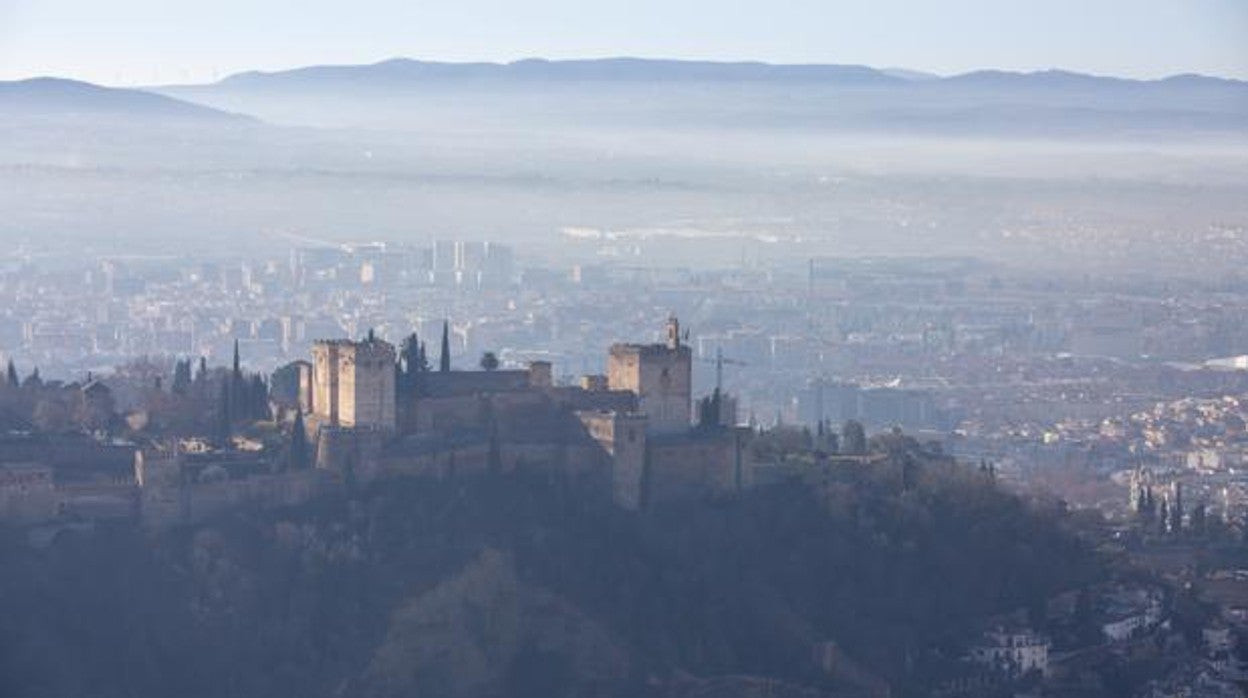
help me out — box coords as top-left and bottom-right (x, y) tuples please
(300, 316), (748, 510)
(607, 316), (693, 435)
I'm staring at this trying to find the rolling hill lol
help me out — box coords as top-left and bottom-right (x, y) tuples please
(0, 77), (256, 123)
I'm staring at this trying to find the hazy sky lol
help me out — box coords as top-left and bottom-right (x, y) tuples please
(1, 0), (1246, 85)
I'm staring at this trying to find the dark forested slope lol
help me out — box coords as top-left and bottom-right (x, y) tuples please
(0, 451), (1103, 697)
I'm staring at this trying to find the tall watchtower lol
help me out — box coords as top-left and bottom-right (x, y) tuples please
(607, 316), (692, 435)
(311, 337), (397, 430)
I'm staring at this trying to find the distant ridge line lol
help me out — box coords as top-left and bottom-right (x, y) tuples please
(188, 56), (1246, 89)
(0, 76), (257, 122)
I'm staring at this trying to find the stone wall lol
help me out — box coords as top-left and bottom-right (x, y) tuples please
(0, 463), (57, 523)
(140, 468), (327, 530)
(646, 427), (752, 504)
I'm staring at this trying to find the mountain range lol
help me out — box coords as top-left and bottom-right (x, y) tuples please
(200, 57), (1243, 91)
(3, 58), (1246, 137)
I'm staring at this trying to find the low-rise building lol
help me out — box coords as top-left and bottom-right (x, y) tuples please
(967, 627), (1050, 678)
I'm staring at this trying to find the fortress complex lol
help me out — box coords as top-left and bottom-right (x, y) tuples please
(302, 316), (749, 509)
(2, 316), (749, 531)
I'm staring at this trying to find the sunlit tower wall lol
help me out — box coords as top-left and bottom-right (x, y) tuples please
(312, 338), (397, 430)
(607, 317), (692, 435)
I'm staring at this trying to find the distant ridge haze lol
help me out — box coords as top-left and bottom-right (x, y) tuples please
(147, 57), (1247, 138)
(0, 77), (255, 123)
(209, 57), (910, 87)
(188, 57), (1246, 89)
(3, 57), (1244, 138)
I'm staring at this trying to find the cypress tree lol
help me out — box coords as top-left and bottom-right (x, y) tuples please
(400, 332), (417, 371)
(216, 381), (232, 446)
(439, 320), (451, 372)
(1170, 483), (1183, 534)
(1191, 500), (1207, 536)
(399, 332), (420, 393)
(251, 375), (269, 420)
(172, 359), (192, 396)
(5, 360), (17, 387)
(288, 409), (310, 471)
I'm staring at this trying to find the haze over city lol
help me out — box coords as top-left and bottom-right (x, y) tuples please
(2, 3), (1248, 697)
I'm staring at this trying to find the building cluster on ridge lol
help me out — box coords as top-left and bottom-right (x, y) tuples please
(292, 315), (748, 511)
(72, 315), (746, 528)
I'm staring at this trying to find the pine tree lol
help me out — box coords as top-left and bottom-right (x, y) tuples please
(841, 420), (867, 455)
(439, 320), (451, 372)
(4, 360), (16, 387)
(480, 351), (500, 371)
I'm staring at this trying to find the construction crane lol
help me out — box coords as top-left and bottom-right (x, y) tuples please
(695, 347), (747, 393)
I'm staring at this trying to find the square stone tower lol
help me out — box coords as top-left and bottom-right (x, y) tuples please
(312, 337), (397, 430)
(579, 410), (649, 510)
(607, 316), (692, 435)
